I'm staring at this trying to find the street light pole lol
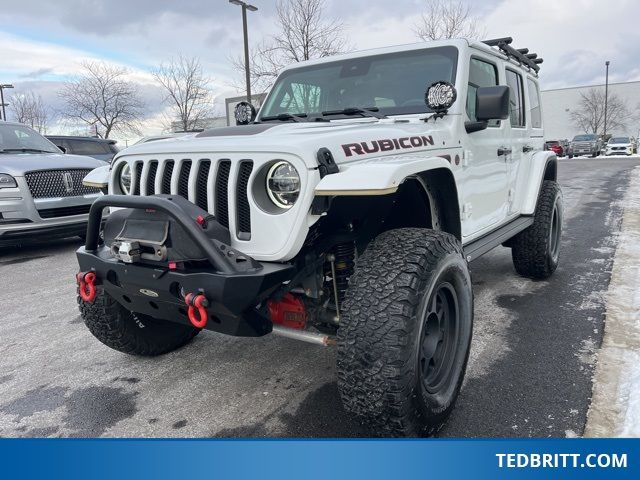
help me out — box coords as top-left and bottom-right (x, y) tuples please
(0, 84), (15, 121)
(604, 61), (610, 140)
(229, 0), (258, 104)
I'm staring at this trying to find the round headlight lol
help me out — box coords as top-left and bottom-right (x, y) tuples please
(119, 164), (132, 194)
(266, 161), (300, 209)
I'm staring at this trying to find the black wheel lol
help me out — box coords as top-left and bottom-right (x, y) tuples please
(337, 228), (473, 437)
(511, 180), (563, 280)
(79, 287), (200, 356)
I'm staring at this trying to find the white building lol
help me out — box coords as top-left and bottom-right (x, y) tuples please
(541, 80), (640, 141)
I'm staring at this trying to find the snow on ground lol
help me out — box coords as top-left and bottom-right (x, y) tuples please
(585, 165), (640, 437)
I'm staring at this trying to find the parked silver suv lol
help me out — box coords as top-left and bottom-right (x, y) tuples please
(568, 133), (601, 158)
(0, 122), (105, 245)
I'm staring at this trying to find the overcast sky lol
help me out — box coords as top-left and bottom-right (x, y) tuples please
(1, 0), (639, 140)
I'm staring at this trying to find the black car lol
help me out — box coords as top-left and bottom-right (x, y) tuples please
(46, 136), (118, 163)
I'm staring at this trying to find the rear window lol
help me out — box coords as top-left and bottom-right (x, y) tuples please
(527, 78), (542, 128)
(505, 69), (525, 128)
(67, 140), (111, 155)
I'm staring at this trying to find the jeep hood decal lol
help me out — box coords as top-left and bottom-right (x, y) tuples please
(342, 135), (435, 157)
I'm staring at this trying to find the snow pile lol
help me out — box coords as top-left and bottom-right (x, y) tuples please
(585, 166), (640, 437)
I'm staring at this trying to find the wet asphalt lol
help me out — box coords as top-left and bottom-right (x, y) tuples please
(0, 156), (638, 438)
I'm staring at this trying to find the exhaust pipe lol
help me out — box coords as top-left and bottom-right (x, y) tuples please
(271, 325), (336, 346)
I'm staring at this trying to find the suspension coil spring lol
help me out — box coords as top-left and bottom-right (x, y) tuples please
(332, 241), (355, 304)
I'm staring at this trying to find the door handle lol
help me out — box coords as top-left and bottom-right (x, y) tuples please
(497, 147), (512, 156)
(522, 145), (534, 153)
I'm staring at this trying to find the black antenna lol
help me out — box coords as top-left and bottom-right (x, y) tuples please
(482, 37), (542, 73)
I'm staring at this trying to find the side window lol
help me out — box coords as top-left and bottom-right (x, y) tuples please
(527, 78), (542, 128)
(506, 70), (525, 127)
(467, 58), (499, 126)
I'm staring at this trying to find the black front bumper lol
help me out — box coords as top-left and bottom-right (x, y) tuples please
(77, 195), (295, 337)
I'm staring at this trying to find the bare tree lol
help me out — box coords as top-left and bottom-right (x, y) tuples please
(232, 0), (349, 94)
(570, 88), (631, 135)
(59, 61), (145, 138)
(153, 55), (215, 132)
(9, 91), (50, 133)
(414, 0), (486, 41)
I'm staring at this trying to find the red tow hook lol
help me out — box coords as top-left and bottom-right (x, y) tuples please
(184, 292), (209, 329)
(76, 271), (97, 303)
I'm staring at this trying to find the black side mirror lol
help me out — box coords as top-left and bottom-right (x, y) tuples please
(465, 86), (510, 134)
(476, 85), (510, 121)
(58, 145), (67, 153)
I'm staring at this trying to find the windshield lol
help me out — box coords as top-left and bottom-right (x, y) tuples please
(573, 134), (597, 142)
(259, 46), (458, 120)
(0, 124), (60, 153)
(609, 137), (630, 144)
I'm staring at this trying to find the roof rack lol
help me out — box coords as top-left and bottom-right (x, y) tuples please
(482, 37), (543, 74)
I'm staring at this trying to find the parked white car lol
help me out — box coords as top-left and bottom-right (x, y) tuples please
(605, 136), (633, 156)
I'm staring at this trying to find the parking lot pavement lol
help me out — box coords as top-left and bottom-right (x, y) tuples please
(0, 156), (639, 438)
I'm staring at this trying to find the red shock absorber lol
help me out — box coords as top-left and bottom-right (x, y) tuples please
(184, 292), (209, 329)
(76, 271), (97, 303)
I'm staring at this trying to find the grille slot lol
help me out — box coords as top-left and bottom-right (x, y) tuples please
(178, 160), (192, 199)
(196, 160), (211, 210)
(236, 161), (253, 239)
(146, 161), (158, 195)
(133, 163), (143, 195)
(215, 160), (231, 229)
(38, 204), (91, 219)
(161, 161), (174, 194)
(24, 169), (99, 199)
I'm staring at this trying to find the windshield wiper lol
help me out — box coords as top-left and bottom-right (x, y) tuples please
(321, 107), (387, 120)
(260, 113), (308, 123)
(0, 148), (57, 154)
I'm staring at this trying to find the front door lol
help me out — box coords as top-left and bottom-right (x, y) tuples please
(460, 56), (510, 238)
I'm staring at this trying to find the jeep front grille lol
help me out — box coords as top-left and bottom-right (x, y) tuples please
(127, 158), (253, 238)
(25, 169), (100, 199)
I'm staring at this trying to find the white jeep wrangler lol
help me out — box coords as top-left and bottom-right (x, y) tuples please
(77, 37), (561, 436)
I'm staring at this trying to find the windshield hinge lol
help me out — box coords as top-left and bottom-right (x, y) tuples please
(317, 148), (340, 178)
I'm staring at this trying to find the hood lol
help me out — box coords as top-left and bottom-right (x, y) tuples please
(607, 142), (632, 147)
(0, 152), (105, 177)
(113, 117), (457, 168)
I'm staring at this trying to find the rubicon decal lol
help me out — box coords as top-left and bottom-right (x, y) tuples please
(342, 135), (435, 157)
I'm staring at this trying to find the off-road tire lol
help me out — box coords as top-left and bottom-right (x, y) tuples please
(337, 228), (473, 437)
(511, 180), (563, 280)
(79, 287), (200, 356)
